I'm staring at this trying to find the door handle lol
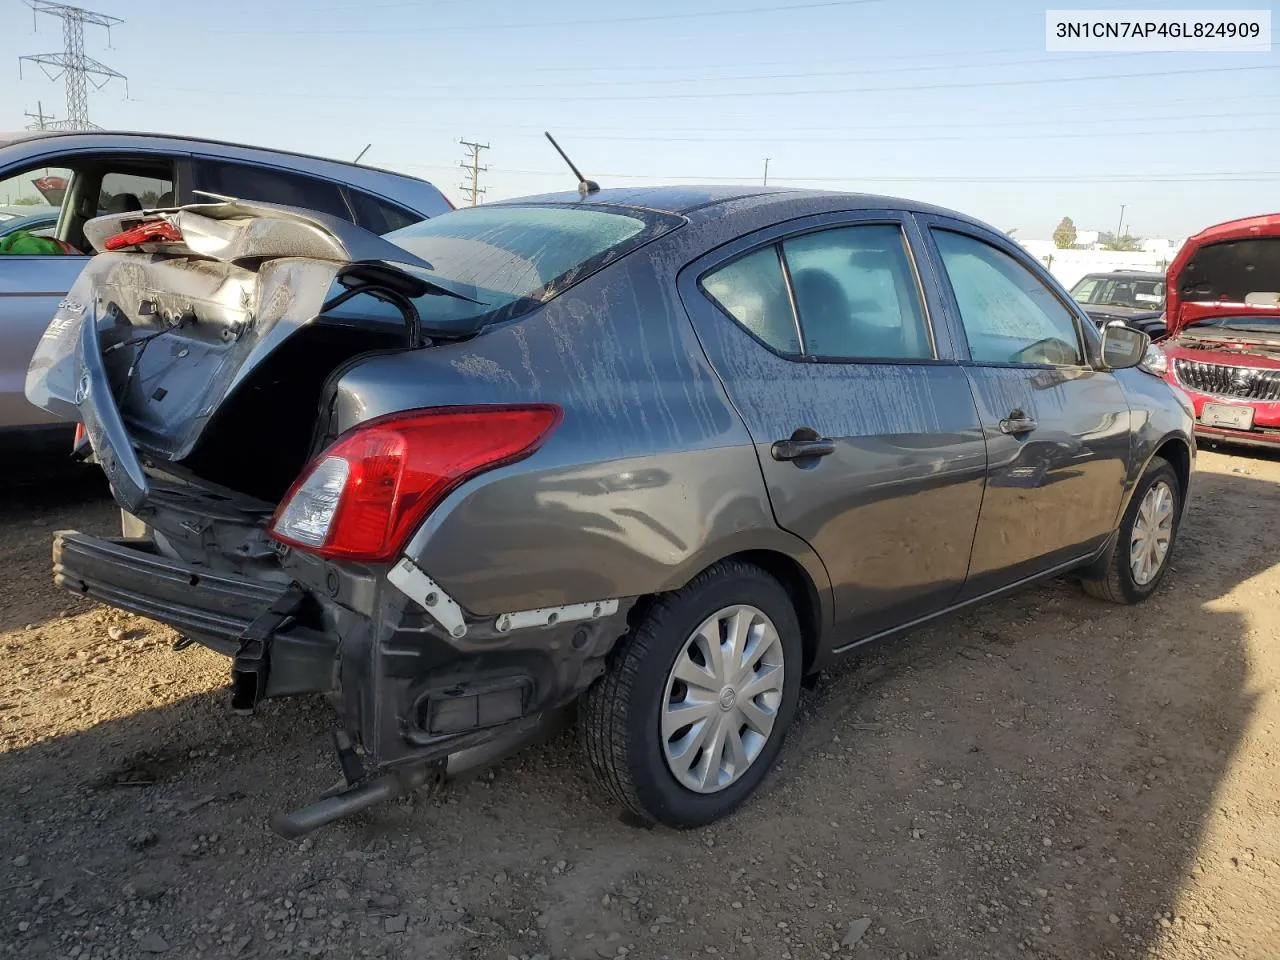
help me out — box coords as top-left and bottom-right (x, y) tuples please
(771, 437), (836, 462)
(999, 415), (1039, 435)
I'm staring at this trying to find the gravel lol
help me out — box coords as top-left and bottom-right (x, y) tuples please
(1, 451), (1278, 959)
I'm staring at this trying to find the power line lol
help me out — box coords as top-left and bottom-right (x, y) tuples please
(213, 0), (884, 34)
(134, 91), (1280, 136)
(397, 164), (1280, 185)
(475, 44), (1043, 75)
(17, 0), (127, 131)
(330, 51), (1139, 94)
(459, 139), (490, 206)
(157, 63), (1279, 105)
(477, 119), (1280, 146)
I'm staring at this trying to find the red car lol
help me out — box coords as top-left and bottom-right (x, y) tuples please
(1158, 213), (1280, 450)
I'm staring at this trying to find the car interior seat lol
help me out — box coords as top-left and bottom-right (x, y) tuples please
(103, 193), (143, 214)
(790, 268), (854, 356)
(847, 248), (917, 357)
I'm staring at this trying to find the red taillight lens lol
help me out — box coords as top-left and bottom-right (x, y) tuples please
(268, 405), (561, 563)
(103, 219), (183, 251)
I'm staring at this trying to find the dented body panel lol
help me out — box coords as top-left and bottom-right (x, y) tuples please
(30, 187), (1195, 828)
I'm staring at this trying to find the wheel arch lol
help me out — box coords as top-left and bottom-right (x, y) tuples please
(1154, 435), (1193, 511)
(1127, 432), (1193, 518)
(650, 533), (834, 675)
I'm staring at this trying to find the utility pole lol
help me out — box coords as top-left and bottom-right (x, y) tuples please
(24, 100), (56, 130)
(763, 157), (770, 186)
(1115, 203), (1127, 239)
(18, 1), (127, 132)
(458, 139), (489, 206)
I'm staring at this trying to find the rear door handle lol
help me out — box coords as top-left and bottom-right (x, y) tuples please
(999, 416), (1039, 435)
(771, 437), (836, 461)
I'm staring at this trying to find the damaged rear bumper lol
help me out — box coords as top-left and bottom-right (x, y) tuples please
(51, 529), (632, 779)
(54, 531), (338, 700)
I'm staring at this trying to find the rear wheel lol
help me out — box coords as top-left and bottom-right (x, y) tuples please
(1082, 457), (1181, 604)
(580, 560), (803, 827)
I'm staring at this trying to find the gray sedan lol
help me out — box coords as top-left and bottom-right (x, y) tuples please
(0, 130), (452, 455)
(27, 186), (1194, 834)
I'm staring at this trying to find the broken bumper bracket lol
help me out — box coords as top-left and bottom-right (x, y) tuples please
(231, 582), (308, 713)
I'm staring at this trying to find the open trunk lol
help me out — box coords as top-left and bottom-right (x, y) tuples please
(26, 200), (436, 517)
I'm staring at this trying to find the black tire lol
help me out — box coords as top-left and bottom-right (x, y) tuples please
(580, 560), (803, 828)
(1082, 456), (1181, 604)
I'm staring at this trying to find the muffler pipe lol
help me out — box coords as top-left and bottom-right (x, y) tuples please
(270, 764), (437, 839)
(270, 708), (572, 838)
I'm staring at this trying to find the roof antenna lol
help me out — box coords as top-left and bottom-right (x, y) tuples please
(545, 132), (600, 198)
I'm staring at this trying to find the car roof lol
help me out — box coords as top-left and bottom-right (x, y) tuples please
(1083, 270), (1164, 280)
(492, 184), (991, 226)
(0, 129), (400, 176)
(0, 130), (454, 217)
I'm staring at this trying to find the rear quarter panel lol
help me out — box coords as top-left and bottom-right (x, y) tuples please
(329, 228), (833, 620)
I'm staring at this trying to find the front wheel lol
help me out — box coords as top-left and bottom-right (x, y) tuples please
(580, 560), (803, 827)
(1082, 456), (1181, 604)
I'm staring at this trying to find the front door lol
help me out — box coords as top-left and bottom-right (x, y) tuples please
(918, 219), (1132, 598)
(679, 212), (988, 644)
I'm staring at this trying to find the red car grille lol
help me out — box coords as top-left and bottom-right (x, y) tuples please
(1173, 358), (1280, 402)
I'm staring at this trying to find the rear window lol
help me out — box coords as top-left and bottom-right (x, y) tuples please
(384, 204), (683, 329)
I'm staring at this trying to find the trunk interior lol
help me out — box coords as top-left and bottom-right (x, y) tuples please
(177, 323), (405, 504)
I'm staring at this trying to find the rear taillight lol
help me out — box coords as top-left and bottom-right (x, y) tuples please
(268, 405), (561, 563)
(103, 219), (183, 251)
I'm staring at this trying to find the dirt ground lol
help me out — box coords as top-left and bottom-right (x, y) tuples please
(1, 447), (1278, 960)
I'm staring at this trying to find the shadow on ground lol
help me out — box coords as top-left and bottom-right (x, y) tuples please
(0, 463), (1274, 959)
(0, 463), (113, 634)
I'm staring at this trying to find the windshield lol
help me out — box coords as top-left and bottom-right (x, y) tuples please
(1070, 275), (1165, 309)
(384, 204), (683, 329)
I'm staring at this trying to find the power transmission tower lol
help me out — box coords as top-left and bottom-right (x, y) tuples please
(19, 1), (127, 132)
(458, 139), (489, 206)
(24, 101), (57, 130)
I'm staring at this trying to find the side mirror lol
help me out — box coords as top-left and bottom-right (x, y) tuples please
(1100, 320), (1150, 370)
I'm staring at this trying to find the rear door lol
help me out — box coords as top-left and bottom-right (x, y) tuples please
(0, 154), (178, 433)
(678, 210), (988, 644)
(916, 217), (1132, 597)
(191, 158), (355, 221)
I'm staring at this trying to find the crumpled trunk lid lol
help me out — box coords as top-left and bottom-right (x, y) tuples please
(25, 200), (429, 514)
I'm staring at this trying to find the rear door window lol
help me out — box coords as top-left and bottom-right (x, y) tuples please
(700, 245), (801, 355)
(98, 170), (173, 213)
(193, 159), (351, 221)
(348, 188), (422, 234)
(782, 224), (933, 360)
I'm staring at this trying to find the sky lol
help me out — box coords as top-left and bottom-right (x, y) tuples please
(1, 0), (1277, 239)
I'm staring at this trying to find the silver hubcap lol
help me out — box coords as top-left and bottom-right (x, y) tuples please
(661, 604), (785, 794)
(1130, 480), (1175, 586)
